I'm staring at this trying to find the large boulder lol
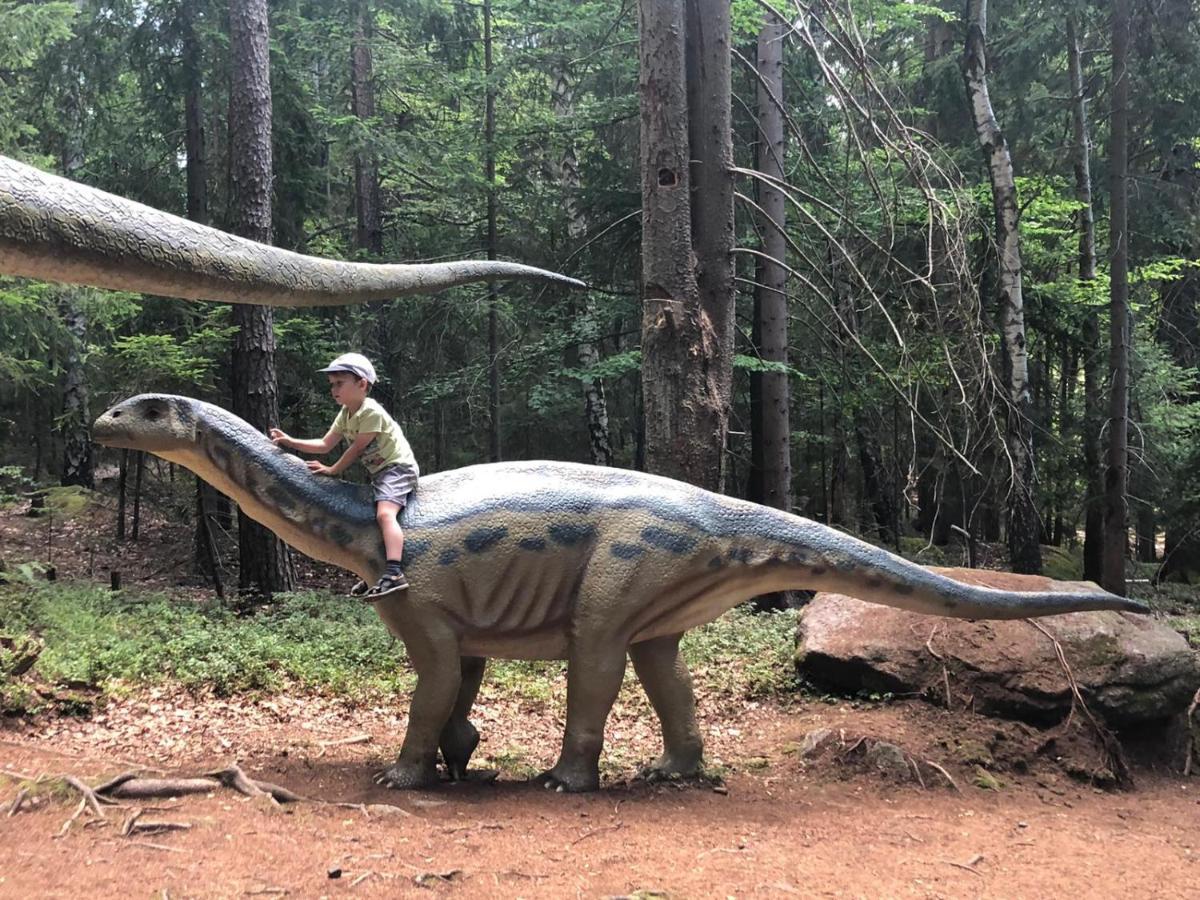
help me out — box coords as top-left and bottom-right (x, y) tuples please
(795, 568), (1200, 726)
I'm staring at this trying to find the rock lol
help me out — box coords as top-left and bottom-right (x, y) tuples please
(862, 741), (912, 780)
(795, 568), (1200, 727)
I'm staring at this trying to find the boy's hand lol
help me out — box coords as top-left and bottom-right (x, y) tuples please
(307, 460), (334, 476)
(269, 428), (290, 447)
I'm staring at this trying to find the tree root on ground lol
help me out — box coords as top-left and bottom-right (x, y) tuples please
(1026, 619), (1131, 787)
(3, 764), (304, 836)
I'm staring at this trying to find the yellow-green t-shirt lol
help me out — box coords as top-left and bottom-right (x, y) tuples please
(331, 398), (418, 475)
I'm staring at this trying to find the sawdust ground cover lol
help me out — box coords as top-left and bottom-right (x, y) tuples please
(1, 482), (1198, 897)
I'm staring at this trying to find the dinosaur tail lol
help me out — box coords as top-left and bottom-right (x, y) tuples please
(0, 155), (585, 305)
(743, 504), (1150, 619)
(819, 563), (1149, 619)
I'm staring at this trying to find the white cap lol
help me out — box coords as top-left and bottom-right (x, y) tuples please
(318, 352), (377, 384)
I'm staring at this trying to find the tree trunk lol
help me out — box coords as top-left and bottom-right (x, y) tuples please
(182, 1), (208, 227)
(1103, 0), (1131, 595)
(962, 0), (1041, 574)
(131, 450), (144, 541)
(59, 289), (93, 489)
(1068, 16), (1105, 583)
(58, 64), (92, 491)
(550, 51), (612, 466)
(684, 0), (735, 492)
(229, 0), (293, 598)
(183, 1), (218, 577)
(484, 0), (501, 462)
(350, 0), (383, 256)
(749, 8), (790, 513)
(117, 449), (128, 540)
(638, 0), (733, 490)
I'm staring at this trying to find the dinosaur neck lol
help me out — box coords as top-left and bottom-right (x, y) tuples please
(160, 405), (385, 581)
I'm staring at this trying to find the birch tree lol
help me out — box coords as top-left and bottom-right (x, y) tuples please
(962, 0), (1041, 574)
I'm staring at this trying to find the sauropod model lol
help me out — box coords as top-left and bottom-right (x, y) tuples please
(93, 395), (1145, 792)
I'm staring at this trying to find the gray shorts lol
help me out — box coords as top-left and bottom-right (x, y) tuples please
(372, 464), (418, 507)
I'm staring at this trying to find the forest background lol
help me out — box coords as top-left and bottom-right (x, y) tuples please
(1, 0), (1198, 600)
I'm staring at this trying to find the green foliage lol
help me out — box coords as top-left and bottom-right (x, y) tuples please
(0, 584), (413, 697)
(680, 608), (800, 698)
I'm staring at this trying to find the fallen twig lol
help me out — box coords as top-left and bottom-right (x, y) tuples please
(122, 840), (190, 854)
(923, 759), (961, 793)
(7, 787), (29, 816)
(946, 859), (984, 876)
(316, 734), (373, 758)
(569, 821), (623, 845)
(120, 806), (192, 837)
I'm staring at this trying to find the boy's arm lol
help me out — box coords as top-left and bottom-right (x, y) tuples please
(309, 432), (376, 476)
(270, 427), (340, 455)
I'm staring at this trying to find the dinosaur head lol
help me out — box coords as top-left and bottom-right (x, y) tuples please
(93, 394), (199, 452)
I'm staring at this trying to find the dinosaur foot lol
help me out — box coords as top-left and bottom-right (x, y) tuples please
(637, 751), (704, 784)
(442, 767), (498, 785)
(373, 760), (439, 790)
(534, 765), (600, 793)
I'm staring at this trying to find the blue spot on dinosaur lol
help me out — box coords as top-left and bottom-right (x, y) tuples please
(548, 522), (596, 546)
(610, 542), (644, 560)
(641, 526), (697, 555)
(402, 539), (432, 566)
(463, 526), (508, 553)
(439, 547), (460, 566)
(518, 536), (547, 552)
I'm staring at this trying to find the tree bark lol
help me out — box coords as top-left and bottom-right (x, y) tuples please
(684, 0), (735, 492)
(962, 0), (1041, 574)
(1103, 0), (1131, 595)
(550, 53), (612, 466)
(350, 0), (383, 256)
(484, 0), (501, 462)
(58, 56), (92, 491)
(638, 0), (734, 490)
(749, 8), (790, 514)
(1067, 16), (1105, 583)
(182, 1), (208, 227)
(229, 0), (293, 597)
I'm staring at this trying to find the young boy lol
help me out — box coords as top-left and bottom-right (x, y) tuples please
(270, 352), (418, 599)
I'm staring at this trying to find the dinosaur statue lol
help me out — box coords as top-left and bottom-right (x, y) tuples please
(3, 154), (1148, 792)
(91, 394), (1145, 792)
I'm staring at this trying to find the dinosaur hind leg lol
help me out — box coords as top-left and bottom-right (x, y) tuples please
(629, 633), (704, 779)
(538, 637), (627, 793)
(439, 655), (486, 780)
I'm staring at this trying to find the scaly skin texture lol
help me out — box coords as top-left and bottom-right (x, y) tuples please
(92, 395), (1147, 793)
(0, 155), (585, 304)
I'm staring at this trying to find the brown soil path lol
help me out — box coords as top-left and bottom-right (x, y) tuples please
(2, 694), (1196, 899)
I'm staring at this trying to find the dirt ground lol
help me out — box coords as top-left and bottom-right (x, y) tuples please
(2, 689), (1197, 900)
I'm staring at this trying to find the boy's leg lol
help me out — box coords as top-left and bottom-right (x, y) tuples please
(367, 500), (408, 597)
(377, 500), (405, 561)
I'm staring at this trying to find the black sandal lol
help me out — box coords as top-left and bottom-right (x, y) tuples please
(365, 571), (409, 600)
(349, 580), (369, 597)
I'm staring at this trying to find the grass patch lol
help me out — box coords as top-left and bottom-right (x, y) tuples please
(681, 607), (799, 698)
(0, 582), (805, 708)
(0, 582), (412, 698)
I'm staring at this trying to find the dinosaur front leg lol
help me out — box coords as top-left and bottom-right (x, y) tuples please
(439, 655), (486, 780)
(629, 633), (704, 779)
(538, 639), (627, 792)
(375, 613), (462, 790)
